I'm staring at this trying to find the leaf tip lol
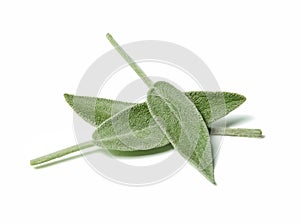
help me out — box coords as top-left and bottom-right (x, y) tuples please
(211, 179), (217, 186)
(202, 166), (217, 185)
(64, 93), (74, 107)
(232, 92), (247, 104)
(63, 93), (71, 98)
(240, 94), (247, 103)
(208, 175), (217, 185)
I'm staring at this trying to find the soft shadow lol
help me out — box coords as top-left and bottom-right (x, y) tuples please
(225, 114), (254, 127)
(108, 144), (173, 157)
(34, 144), (174, 169)
(210, 136), (220, 168)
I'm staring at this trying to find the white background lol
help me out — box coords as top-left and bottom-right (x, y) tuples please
(1, 0), (299, 222)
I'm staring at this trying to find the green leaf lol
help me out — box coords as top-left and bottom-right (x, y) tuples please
(90, 91), (245, 152)
(92, 103), (170, 151)
(67, 91), (246, 158)
(64, 94), (134, 126)
(64, 91), (246, 126)
(89, 90), (256, 158)
(147, 81), (215, 184)
(88, 92), (243, 151)
(91, 86), (216, 183)
(102, 33), (217, 184)
(29, 33), (262, 173)
(186, 91), (246, 125)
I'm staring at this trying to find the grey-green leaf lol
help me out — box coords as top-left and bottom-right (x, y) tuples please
(90, 91), (246, 153)
(71, 90), (244, 183)
(147, 81), (215, 184)
(64, 91), (246, 126)
(64, 94), (134, 126)
(93, 103), (170, 151)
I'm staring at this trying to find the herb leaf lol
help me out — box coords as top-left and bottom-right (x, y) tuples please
(147, 81), (215, 183)
(29, 33), (263, 175)
(92, 103), (170, 151)
(64, 94), (134, 126)
(106, 34), (215, 183)
(89, 93), (254, 151)
(64, 91), (246, 126)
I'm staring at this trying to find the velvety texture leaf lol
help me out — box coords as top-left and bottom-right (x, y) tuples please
(92, 103), (170, 151)
(69, 91), (244, 183)
(64, 94), (134, 126)
(186, 91), (245, 125)
(30, 33), (262, 175)
(147, 81), (215, 184)
(64, 91), (245, 126)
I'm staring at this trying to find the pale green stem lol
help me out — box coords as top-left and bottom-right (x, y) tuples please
(30, 128), (262, 166)
(106, 33), (153, 87)
(30, 141), (95, 166)
(210, 128), (263, 138)
(105, 34), (263, 139)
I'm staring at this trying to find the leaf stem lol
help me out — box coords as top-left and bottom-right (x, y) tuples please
(30, 141), (95, 166)
(106, 33), (153, 87)
(210, 128), (263, 138)
(30, 128), (262, 166)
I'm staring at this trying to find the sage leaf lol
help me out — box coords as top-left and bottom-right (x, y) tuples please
(92, 103), (169, 151)
(106, 33), (215, 184)
(147, 81), (215, 184)
(64, 94), (134, 126)
(30, 33), (263, 177)
(89, 93), (253, 151)
(66, 91), (246, 155)
(64, 91), (246, 127)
